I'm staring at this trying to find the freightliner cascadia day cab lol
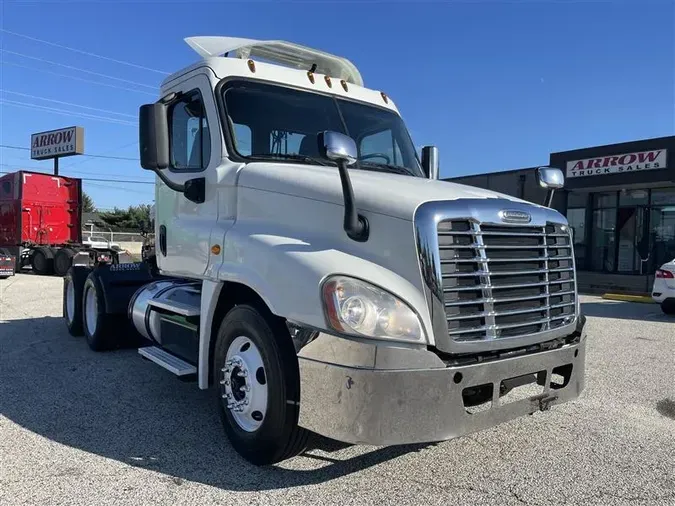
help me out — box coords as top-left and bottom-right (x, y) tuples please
(62, 36), (587, 465)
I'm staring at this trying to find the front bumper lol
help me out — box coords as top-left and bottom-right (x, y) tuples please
(297, 324), (586, 446)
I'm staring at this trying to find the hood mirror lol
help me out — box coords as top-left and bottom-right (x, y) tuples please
(318, 131), (368, 242)
(319, 131), (358, 165)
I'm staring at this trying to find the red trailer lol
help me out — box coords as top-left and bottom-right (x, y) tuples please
(0, 170), (126, 276)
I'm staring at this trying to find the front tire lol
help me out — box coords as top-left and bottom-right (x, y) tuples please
(213, 305), (308, 465)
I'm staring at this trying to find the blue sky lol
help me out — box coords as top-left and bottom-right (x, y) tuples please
(1, 0), (673, 210)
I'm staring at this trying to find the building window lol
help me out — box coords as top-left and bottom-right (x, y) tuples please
(649, 188), (675, 270)
(651, 187), (675, 206)
(578, 186), (675, 275)
(591, 208), (617, 272)
(567, 192), (588, 269)
(619, 189), (648, 207)
(594, 192), (617, 209)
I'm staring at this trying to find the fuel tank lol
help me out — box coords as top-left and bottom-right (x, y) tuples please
(129, 279), (201, 345)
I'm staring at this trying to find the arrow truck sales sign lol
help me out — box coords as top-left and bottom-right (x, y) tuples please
(31, 126), (84, 160)
(566, 149), (667, 178)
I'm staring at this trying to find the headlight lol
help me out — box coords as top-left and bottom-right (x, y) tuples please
(321, 276), (425, 343)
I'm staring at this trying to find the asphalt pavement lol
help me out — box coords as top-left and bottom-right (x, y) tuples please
(1, 273), (674, 505)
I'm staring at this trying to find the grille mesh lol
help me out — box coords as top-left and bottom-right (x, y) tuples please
(438, 221), (576, 342)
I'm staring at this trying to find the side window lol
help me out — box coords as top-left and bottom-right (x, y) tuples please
(360, 129), (402, 165)
(169, 92), (211, 171)
(232, 123), (252, 156)
(269, 130), (306, 155)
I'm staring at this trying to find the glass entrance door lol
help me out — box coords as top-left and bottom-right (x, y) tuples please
(616, 207), (648, 273)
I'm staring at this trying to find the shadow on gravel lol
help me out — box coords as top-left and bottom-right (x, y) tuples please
(581, 301), (671, 323)
(0, 316), (432, 491)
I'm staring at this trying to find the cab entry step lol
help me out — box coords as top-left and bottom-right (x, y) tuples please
(138, 346), (197, 376)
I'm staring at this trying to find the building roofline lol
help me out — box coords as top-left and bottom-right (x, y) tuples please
(550, 135), (675, 156)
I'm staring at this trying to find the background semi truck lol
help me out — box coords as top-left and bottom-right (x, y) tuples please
(62, 36), (587, 466)
(0, 170), (126, 275)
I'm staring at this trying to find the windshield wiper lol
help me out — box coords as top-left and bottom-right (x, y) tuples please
(358, 161), (417, 177)
(251, 153), (332, 166)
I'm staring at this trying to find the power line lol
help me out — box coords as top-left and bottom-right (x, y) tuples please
(1, 61), (157, 96)
(61, 140), (140, 170)
(85, 182), (155, 195)
(1, 49), (157, 89)
(0, 99), (137, 126)
(0, 145), (139, 161)
(0, 168), (154, 185)
(0, 28), (170, 76)
(0, 162), (153, 182)
(0, 90), (137, 118)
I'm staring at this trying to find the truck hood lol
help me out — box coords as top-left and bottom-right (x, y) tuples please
(239, 163), (536, 221)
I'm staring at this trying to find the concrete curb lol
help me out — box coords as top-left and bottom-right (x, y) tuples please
(602, 293), (655, 304)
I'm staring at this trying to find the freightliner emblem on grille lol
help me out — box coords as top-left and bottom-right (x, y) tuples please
(499, 209), (532, 224)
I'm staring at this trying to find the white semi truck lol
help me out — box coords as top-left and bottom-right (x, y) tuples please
(63, 36), (586, 466)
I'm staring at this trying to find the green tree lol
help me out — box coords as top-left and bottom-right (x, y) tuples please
(97, 204), (152, 231)
(82, 192), (96, 213)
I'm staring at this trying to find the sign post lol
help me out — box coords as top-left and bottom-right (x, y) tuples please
(30, 126), (85, 175)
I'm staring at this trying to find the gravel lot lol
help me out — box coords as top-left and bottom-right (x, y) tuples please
(1, 273), (674, 506)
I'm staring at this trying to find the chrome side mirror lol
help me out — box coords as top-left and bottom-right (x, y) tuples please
(536, 166), (564, 190)
(536, 166), (565, 207)
(318, 131), (358, 166)
(421, 146), (439, 180)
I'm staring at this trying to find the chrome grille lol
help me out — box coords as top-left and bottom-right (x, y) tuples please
(438, 221), (576, 342)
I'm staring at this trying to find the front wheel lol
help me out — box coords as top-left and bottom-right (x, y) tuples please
(213, 305), (309, 465)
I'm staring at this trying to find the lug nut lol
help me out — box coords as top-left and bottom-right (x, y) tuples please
(237, 370), (247, 378)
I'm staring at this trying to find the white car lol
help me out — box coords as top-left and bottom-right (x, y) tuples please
(652, 259), (675, 315)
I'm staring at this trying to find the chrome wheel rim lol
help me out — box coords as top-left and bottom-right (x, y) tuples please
(66, 280), (75, 324)
(221, 335), (268, 432)
(84, 286), (98, 336)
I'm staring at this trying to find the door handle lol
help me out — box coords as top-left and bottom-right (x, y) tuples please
(159, 225), (167, 256)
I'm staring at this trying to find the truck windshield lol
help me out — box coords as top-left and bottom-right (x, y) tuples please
(222, 80), (423, 178)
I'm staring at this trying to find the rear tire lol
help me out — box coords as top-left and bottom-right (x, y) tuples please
(661, 299), (675, 316)
(54, 248), (76, 277)
(82, 272), (118, 351)
(31, 247), (54, 275)
(212, 305), (309, 465)
(63, 266), (90, 336)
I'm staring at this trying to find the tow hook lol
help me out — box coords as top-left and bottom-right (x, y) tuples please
(532, 393), (558, 411)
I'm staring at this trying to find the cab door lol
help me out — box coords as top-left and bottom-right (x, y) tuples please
(155, 73), (220, 278)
